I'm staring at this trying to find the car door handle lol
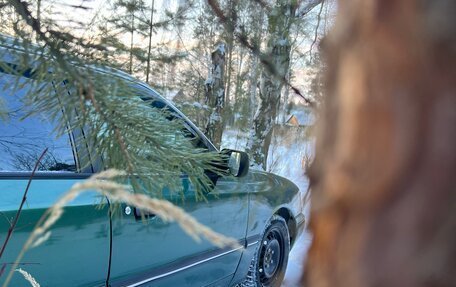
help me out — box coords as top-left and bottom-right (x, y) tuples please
(133, 207), (156, 220)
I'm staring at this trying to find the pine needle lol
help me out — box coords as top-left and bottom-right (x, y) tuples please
(30, 231), (51, 249)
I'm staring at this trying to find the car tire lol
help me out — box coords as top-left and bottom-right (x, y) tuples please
(237, 215), (290, 287)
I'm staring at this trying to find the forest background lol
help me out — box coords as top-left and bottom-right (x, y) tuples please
(1, 0), (335, 172)
(1, 1), (455, 287)
(0, 1), (335, 286)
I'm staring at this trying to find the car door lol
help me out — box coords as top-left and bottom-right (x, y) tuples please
(0, 71), (110, 287)
(108, 87), (250, 287)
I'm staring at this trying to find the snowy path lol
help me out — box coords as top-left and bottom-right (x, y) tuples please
(282, 231), (312, 286)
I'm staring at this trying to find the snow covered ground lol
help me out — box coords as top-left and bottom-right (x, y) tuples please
(282, 231), (312, 286)
(221, 126), (314, 287)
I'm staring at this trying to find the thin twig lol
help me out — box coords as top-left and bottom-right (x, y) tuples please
(296, 0), (323, 18)
(0, 148), (48, 260)
(175, 29), (206, 79)
(0, 264), (6, 278)
(309, 0), (325, 58)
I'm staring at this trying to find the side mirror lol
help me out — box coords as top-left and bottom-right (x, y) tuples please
(221, 149), (249, 177)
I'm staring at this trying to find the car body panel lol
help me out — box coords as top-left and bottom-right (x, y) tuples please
(229, 170), (303, 286)
(245, 170), (302, 238)
(0, 176), (110, 287)
(109, 176), (249, 287)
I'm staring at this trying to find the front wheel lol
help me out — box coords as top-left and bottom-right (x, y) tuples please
(240, 215), (290, 287)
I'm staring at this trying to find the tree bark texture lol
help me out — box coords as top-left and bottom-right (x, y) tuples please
(205, 43), (226, 148)
(247, 4), (264, 127)
(223, 0), (237, 111)
(305, 1), (456, 287)
(247, 0), (295, 170)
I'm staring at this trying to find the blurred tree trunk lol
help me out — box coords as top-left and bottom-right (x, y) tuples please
(247, 0), (296, 169)
(305, 1), (456, 287)
(205, 43), (226, 148)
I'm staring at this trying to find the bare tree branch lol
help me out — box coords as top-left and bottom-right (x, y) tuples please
(296, 0), (323, 18)
(309, 0), (325, 58)
(0, 148), (48, 261)
(207, 0), (316, 106)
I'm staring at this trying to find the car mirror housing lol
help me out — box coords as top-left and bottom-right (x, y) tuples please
(221, 149), (249, 177)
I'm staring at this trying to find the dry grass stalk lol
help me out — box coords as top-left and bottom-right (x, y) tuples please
(30, 231), (51, 249)
(2, 169), (241, 287)
(14, 269), (40, 287)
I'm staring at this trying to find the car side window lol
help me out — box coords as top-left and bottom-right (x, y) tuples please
(180, 121), (209, 150)
(139, 90), (211, 151)
(0, 72), (78, 172)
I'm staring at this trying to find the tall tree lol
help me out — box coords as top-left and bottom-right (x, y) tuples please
(246, 0), (297, 169)
(223, 0), (237, 112)
(246, 1), (265, 126)
(305, 0), (456, 286)
(205, 43), (226, 148)
(109, 0), (147, 74)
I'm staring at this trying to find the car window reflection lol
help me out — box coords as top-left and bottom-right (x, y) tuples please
(140, 95), (209, 150)
(0, 73), (77, 172)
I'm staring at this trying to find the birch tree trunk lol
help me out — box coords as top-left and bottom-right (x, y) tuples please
(233, 46), (245, 113)
(205, 43), (226, 148)
(224, 0), (236, 111)
(305, 0), (456, 286)
(247, 4), (264, 127)
(225, 28), (234, 110)
(280, 68), (291, 123)
(247, 0), (295, 169)
(248, 55), (259, 124)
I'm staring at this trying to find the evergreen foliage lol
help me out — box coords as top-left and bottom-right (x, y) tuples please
(0, 1), (225, 201)
(0, 0), (327, 176)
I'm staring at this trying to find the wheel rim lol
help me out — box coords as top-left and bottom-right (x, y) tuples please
(258, 227), (285, 284)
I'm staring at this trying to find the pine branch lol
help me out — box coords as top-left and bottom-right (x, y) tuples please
(3, 0), (224, 200)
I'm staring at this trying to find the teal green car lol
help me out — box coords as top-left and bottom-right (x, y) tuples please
(0, 42), (306, 287)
